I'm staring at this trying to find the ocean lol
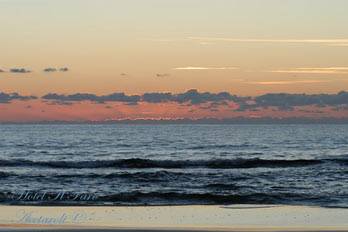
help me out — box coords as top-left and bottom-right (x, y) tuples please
(0, 124), (347, 207)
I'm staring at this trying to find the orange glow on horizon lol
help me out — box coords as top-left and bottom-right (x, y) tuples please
(1, 100), (347, 122)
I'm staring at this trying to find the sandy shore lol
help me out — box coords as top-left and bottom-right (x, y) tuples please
(0, 205), (347, 231)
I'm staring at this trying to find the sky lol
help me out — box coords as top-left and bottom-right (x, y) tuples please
(1, 0), (348, 122)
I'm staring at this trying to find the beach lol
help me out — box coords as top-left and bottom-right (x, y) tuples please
(0, 205), (347, 231)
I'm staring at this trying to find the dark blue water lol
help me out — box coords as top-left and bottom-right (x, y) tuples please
(0, 124), (347, 207)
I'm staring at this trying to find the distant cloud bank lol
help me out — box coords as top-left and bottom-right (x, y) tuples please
(2, 90), (348, 112)
(249, 80), (330, 85)
(39, 90), (348, 111)
(42, 89), (243, 106)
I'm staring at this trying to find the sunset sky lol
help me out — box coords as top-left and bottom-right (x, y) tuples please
(1, 0), (348, 122)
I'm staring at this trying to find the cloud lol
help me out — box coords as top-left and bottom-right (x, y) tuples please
(270, 67), (348, 74)
(142, 89), (245, 105)
(142, 92), (173, 103)
(3, 89), (348, 114)
(1, 67), (69, 73)
(0, 92), (37, 103)
(174, 66), (238, 70)
(156, 73), (170, 77)
(59, 67), (69, 72)
(42, 67), (69, 73)
(146, 37), (348, 47)
(249, 80), (330, 85)
(188, 37), (348, 45)
(42, 92), (141, 104)
(240, 91), (348, 111)
(141, 89), (241, 105)
(43, 68), (58, 72)
(316, 67), (348, 70)
(10, 68), (31, 73)
(173, 89), (239, 105)
(41, 89), (243, 106)
(45, 91), (348, 110)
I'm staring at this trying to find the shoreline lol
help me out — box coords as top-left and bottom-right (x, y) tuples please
(0, 203), (347, 208)
(0, 204), (347, 231)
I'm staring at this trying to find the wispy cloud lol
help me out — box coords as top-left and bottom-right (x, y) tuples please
(248, 80), (330, 85)
(188, 37), (348, 45)
(174, 66), (238, 70)
(299, 67), (348, 70)
(271, 70), (342, 74)
(270, 67), (348, 74)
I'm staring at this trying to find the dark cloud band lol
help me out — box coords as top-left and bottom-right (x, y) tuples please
(0, 92), (37, 103)
(2, 90), (348, 110)
(243, 91), (348, 111)
(42, 93), (141, 104)
(42, 89), (242, 105)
